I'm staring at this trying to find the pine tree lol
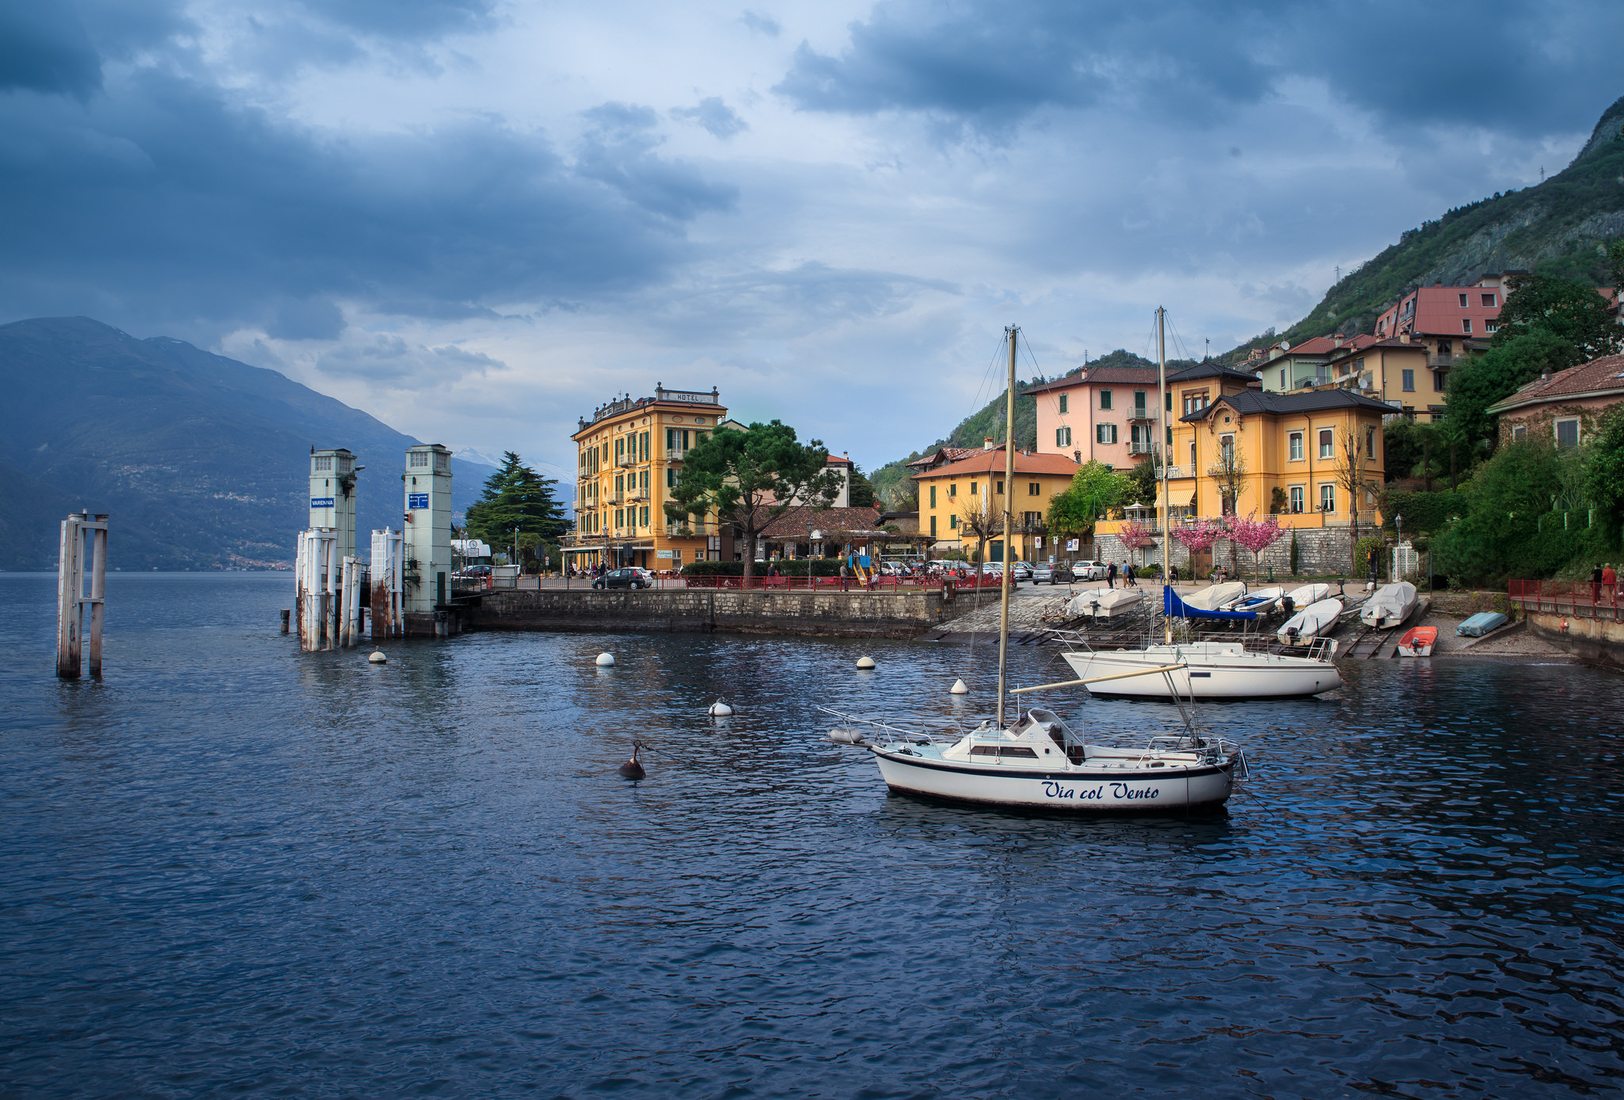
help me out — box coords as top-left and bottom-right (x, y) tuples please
(464, 451), (569, 568)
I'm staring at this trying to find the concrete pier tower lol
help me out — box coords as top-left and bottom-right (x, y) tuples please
(403, 444), (453, 613)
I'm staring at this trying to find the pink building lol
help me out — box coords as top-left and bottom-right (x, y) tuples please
(1027, 364), (1159, 470)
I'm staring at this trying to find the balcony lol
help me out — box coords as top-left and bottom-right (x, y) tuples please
(1129, 404), (1152, 421)
(666, 448), (688, 462)
(666, 522), (713, 538)
(1128, 441), (1154, 456)
(616, 455), (638, 468)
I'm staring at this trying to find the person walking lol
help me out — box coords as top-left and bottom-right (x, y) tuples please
(1124, 562), (1137, 587)
(1603, 563), (1618, 607)
(1592, 564), (1604, 604)
(1106, 561), (1118, 589)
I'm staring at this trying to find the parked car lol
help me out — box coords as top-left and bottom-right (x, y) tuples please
(1031, 562), (1054, 584)
(1050, 561), (1075, 583)
(631, 567), (656, 585)
(1010, 561), (1033, 581)
(454, 564), (493, 581)
(1072, 559), (1107, 580)
(593, 568), (649, 590)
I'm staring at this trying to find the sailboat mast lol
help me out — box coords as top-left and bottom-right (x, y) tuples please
(996, 325), (1017, 729)
(1157, 307), (1172, 646)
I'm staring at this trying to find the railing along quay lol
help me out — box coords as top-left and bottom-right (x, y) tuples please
(1508, 579), (1624, 623)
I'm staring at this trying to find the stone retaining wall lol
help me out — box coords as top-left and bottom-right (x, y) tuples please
(1094, 527), (1363, 579)
(468, 588), (948, 638)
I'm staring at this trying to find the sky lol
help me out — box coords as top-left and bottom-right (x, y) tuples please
(3, 1), (1620, 491)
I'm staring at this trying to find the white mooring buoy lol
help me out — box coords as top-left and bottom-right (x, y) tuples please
(368, 650), (388, 664)
(949, 678), (968, 694)
(855, 656), (876, 670)
(708, 700), (734, 717)
(596, 652), (616, 667)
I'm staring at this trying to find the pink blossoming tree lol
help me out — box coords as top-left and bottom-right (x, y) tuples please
(1171, 517), (1226, 578)
(1119, 519), (1156, 572)
(1228, 512), (1284, 580)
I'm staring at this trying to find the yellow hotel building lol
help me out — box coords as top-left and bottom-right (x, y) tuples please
(564, 385), (727, 572)
(914, 446), (1080, 561)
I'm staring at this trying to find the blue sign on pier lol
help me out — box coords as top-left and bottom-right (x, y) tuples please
(309, 496), (335, 508)
(408, 493), (429, 509)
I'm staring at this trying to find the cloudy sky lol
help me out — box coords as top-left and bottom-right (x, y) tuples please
(4, 1), (1619, 487)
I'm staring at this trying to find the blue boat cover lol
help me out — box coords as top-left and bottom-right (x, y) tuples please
(1456, 611), (1508, 637)
(1162, 585), (1258, 621)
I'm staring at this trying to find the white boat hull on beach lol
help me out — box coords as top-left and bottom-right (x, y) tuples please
(1066, 587), (1146, 618)
(1360, 581), (1418, 628)
(1277, 597), (1344, 646)
(1060, 642), (1341, 700)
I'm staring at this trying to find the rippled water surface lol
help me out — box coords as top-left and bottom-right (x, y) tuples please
(2, 573), (1622, 1096)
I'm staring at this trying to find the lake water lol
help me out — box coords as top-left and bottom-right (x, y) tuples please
(2, 573), (1621, 1097)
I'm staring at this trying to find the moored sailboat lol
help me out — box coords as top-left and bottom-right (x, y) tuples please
(865, 323), (1243, 813)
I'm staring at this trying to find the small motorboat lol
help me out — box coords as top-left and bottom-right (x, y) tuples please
(1065, 587), (1145, 619)
(1277, 597), (1343, 646)
(1457, 611), (1509, 637)
(1360, 581), (1418, 628)
(1395, 625), (1437, 657)
(1180, 581), (1248, 611)
(1226, 585), (1284, 615)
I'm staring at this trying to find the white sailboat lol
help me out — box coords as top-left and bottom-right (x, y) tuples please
(866, 323), (1243, 813)
(1053, 311), (1342, 702)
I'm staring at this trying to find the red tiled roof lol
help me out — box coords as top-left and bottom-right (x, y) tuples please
(912, 450), (1080, 480)
(756, 504), (884, 537)
(905, 445), (982, 469)
(1026, 364), (1157, 394)
(1488, 354), (1624, 413)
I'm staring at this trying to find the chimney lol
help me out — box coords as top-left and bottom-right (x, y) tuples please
(1333, 334), (1343, 348)
(1400, 332), (1410, 344)
(983, 436), (994, 450)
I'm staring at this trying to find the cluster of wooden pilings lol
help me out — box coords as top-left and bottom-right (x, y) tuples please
(56, 512), (108, 680)
(292, 527), (404, 651)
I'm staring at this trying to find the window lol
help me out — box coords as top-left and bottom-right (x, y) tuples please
(996, 480), (1004, 494)
(969, 481), (977, 496)
(1319, 484), (1336, 512)
(1462, 319), (1472, 334)
(1219, 434), (1235, 464)
(1288, 432), (1304, 461)
(314, 455), (333, 472)
(1289, 486), (1304, 513)
(1096, 423), (1118, 444)
(948, 484), (957, 499)
(1100, 390), (1113, 410)
(949, 514), (958, 530)
(1189, 442), (1196, 470)
(1458, 293), (1468, 307)
(1402, 369), (1415, 392)
(1318, 429), (1334, 459)
(1279, 368), (1287, 388)
(1555, 418), (1581, 450)
(929, 485), (937, 507)
(1439, 340), (1452, 356)
(1058, 394), (1068, 414)
(1132, 390), (1147, 416)
(1366, 426), (1376, 456)
(1434, 370), (1449, 392)
(1511, 423), (1527, 443)
(1482, 293), (1496, 307)
(1028, 482), (1040, 496)
(640, 506), (649, 527)
(1055, 426), (1072, 447)
(930, 515), (937, 536)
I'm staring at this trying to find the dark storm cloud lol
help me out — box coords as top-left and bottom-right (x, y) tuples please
(576, 103), (739, 221)
(777, 0), (1622, 137)
(671, 96), (748, 139)
(299, 0), (497, 39)
(317, 335), (502, 384)
(0, 7), (103, 97)
(0, 69), (731, 335)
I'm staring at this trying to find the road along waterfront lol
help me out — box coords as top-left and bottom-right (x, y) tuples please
(2, 572), (1620, 1096)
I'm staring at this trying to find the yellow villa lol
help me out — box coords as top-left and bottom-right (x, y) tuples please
(563, 385), (728, 572)
(1162, 362), (1391, 528)
(913, 445), (1080, 562)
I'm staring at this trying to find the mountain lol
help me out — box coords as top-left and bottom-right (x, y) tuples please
(0, 317), (496, 570)
(1251, 94), (1624, 353)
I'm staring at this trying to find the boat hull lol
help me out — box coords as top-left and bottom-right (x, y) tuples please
(1060, 645), (1341, 700)
(871, 747), (1233, 813)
